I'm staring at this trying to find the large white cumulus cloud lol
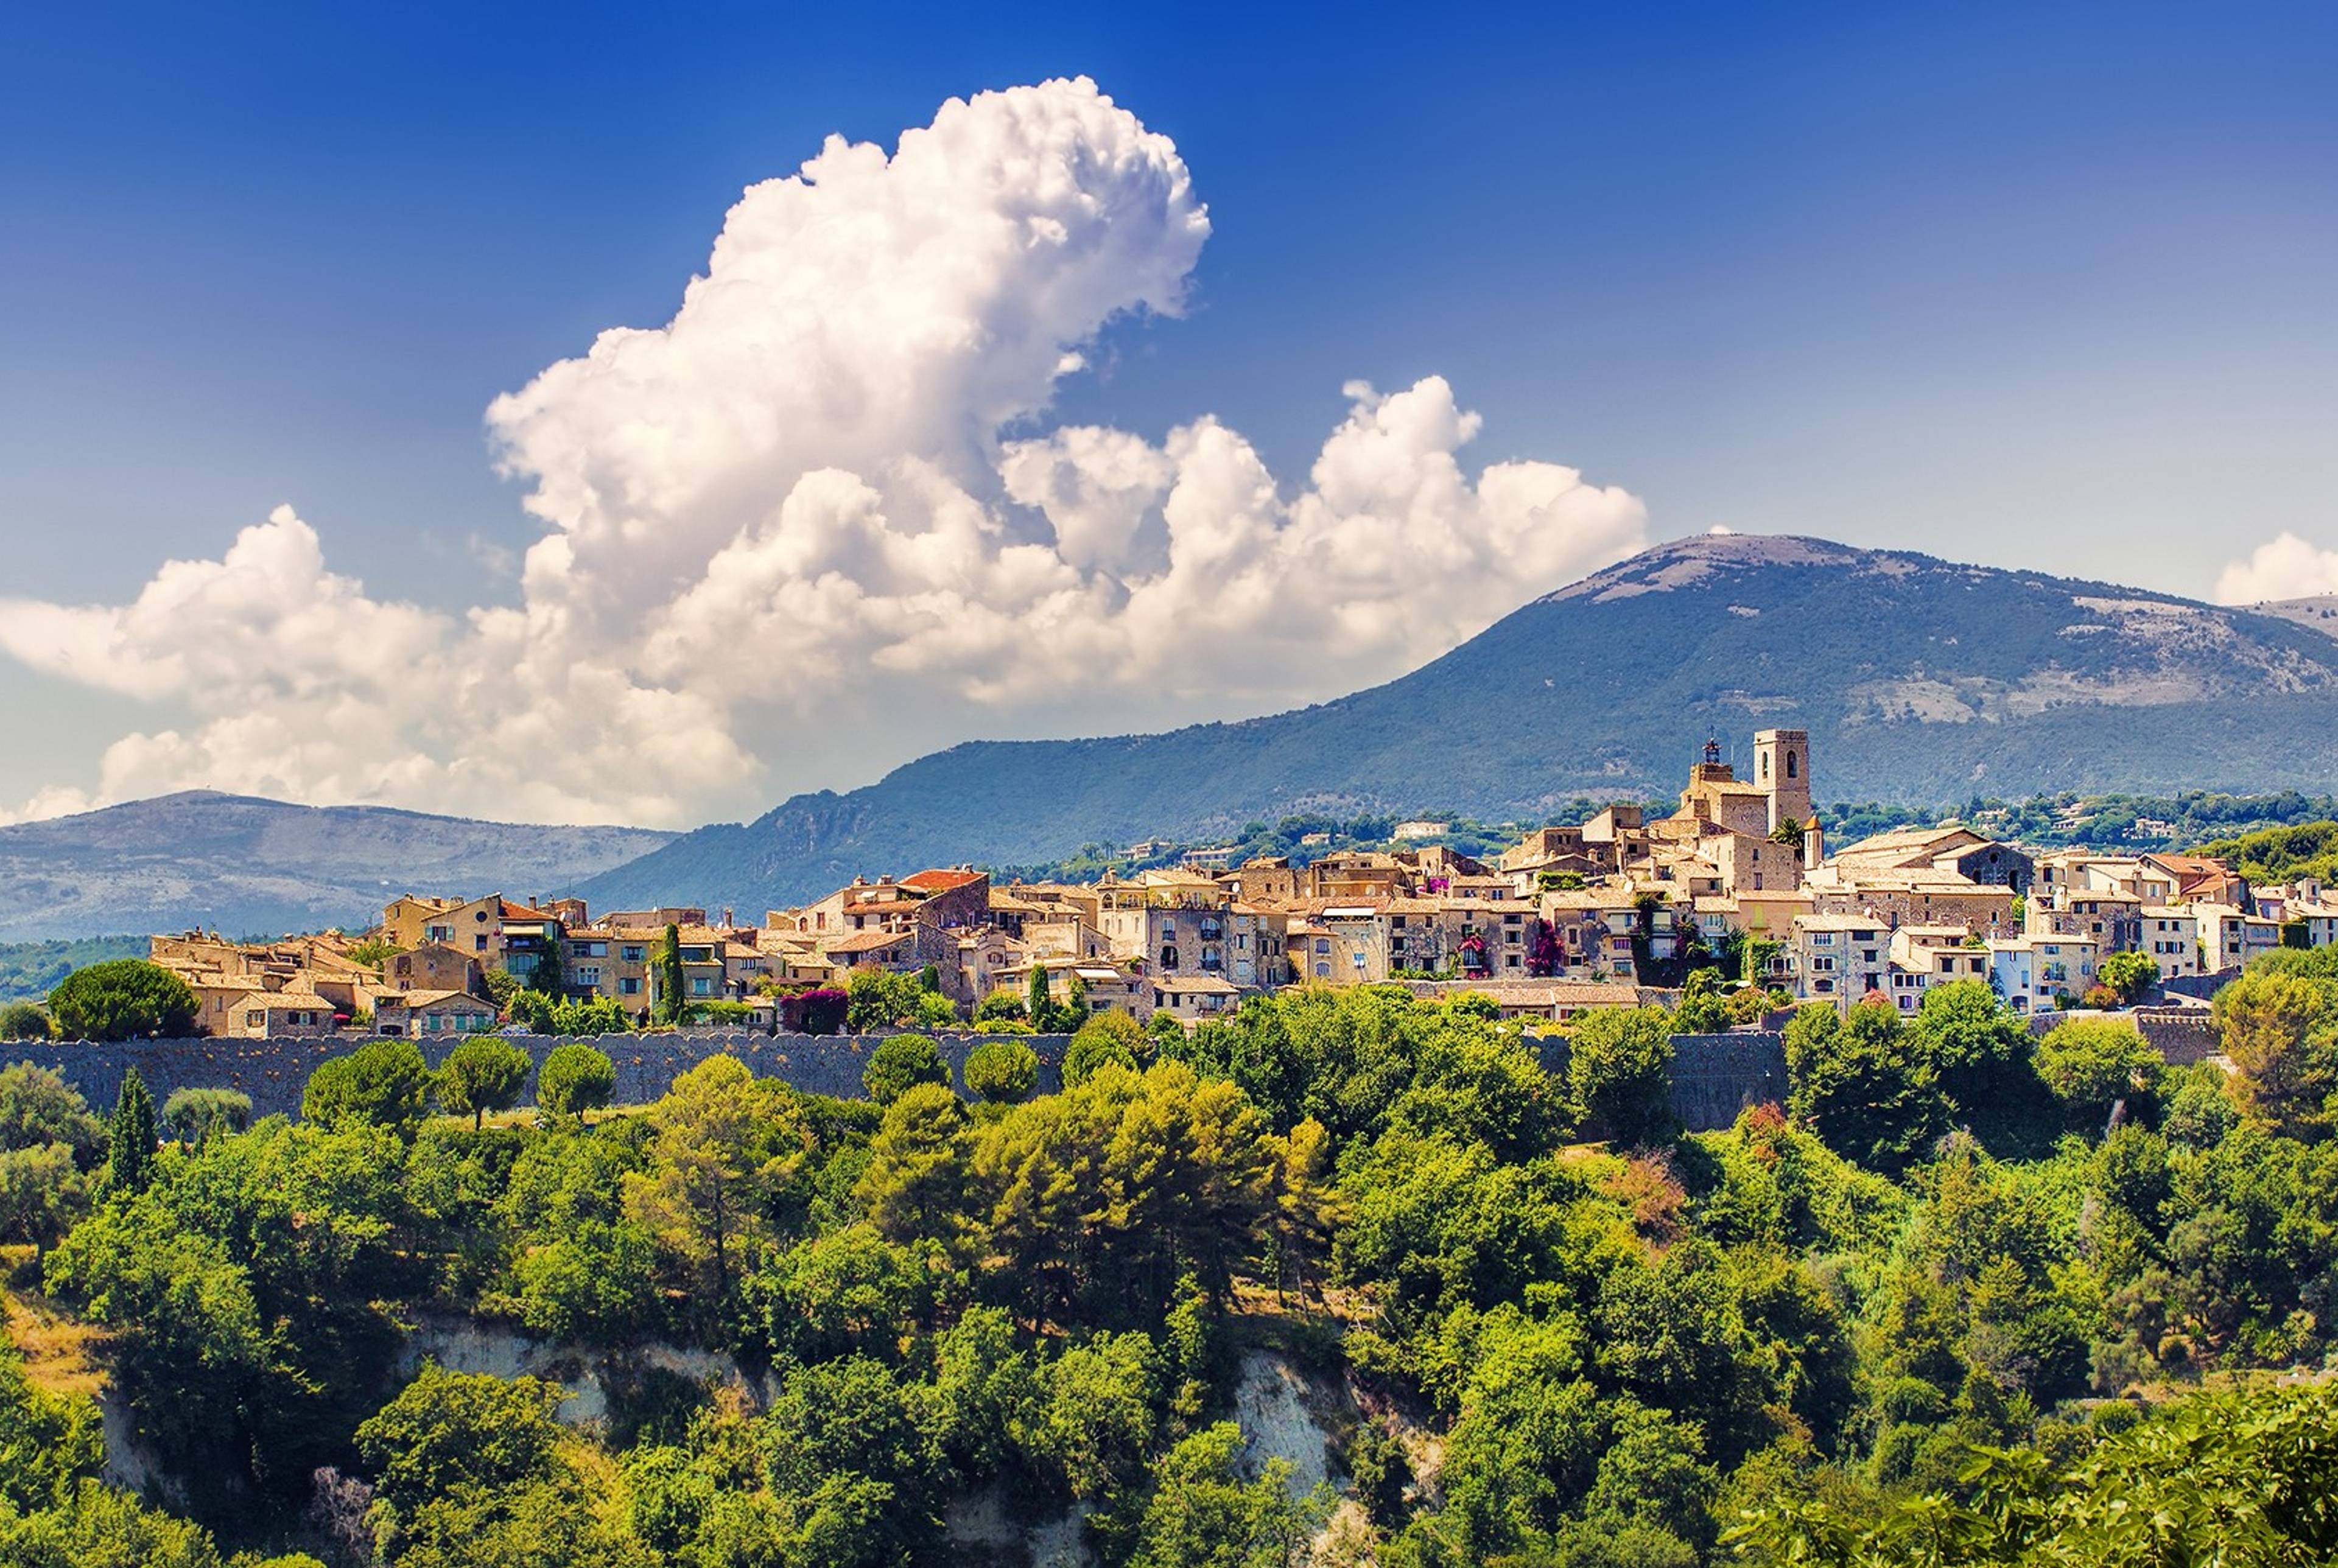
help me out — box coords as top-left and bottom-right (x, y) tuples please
(0, 78), (1646, 828)
(2215, 531), (2338, 605)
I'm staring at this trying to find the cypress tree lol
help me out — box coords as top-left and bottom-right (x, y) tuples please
(1027, 964), (1053, 1032)
(108, 1066), (157, 1194)
(656, 923), (687, 1025)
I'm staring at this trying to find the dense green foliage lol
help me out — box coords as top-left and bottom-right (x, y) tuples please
(0, 935), (144, 1004)
(107, 1067), (158, 1194)
(2196, 816), (2338, 885)
(47, 957), (198, 1041)
(436, 1038), (533, 1129)
(7, 962), (2336, 1565)
(537, 1043), (616, 1119)
(0, 1060), (104, 1248)
(163, 1087), (255, 1146)
(0, 1001), (52, 1041)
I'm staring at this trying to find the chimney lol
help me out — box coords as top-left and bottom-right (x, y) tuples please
(1803, 816), (1824, 873)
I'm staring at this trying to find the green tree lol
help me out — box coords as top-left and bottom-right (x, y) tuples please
(301, 1038), (434, 1138)
(1028, 965), (1058, 1032)
(481, 968), (522, 1013)
(1785, 1000), (1948, 1175)
(0, 1001), (51, 1041)
(106, 1067), (158, 1194)
(1673, 970), (1732, 1034)
(0, 1060), (105, 1160)
(0, 1062), (104, 1249)
(2035, 1018), (2165, 1132)
(655, 923), (686, 1026)
(437, 1038), (533, 1129)
(1908, 979), (2041, 1135)
(1127, 1422), (1308, 1568)
(354, 1363), (634, 1568)
(622, 1054), (810, 1304)
(963, 1038), (1040, 1104)
(863, 1034), (948, 1107)
(1566, 1006), (1678, 1148)
(2099, 950), (2160, 1006)
(160, 1087), (251, 1145)
(974, 990), (1027, 1024)
(536, 1043), (616, 1120)
(529, 937), (564, 995)
(1064, 1010), (1145, 1087)
(48, 959), (198, 1041)
(856, 1082), (969, 1246)
(2214, 969), (2336, 1136)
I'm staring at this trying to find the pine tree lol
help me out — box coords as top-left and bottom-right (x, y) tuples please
(108, 1065), (157, 1194)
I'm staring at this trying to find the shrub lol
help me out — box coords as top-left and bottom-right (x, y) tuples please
(863, 1035), (949, 1107)
(964, 1039), (1039, 1104)
(975, 990), (1028, 1024)
(1064, 1010), (1146, 1086)
(0, 1002), (51, 1041)
(47, 961), (197, 1042)
(778, 987), (848, 1034)
(159, 1088), (251, 1145)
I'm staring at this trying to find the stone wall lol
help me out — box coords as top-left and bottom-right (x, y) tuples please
(1532, 1031), (1789, 1133)
(2129, 1007), (2223, 1066)
(7, 1025), (1796, 1132)
(3, 1030), (1072, 1121)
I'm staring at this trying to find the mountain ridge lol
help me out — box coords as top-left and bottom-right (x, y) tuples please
(577, 532), (2338, 913)
(0, 790), (674, 942)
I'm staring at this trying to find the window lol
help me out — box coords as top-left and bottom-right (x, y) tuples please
(1313, 938), (1330, 954)
(1786, 751), (1799, 779)
(690, 977), (712, 996)
(475, 936), (488, 951)
(246, 1010), (264, 1027)
(622, 945), (645, 961)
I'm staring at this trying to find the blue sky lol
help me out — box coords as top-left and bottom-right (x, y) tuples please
(2, 2), (2334, 824)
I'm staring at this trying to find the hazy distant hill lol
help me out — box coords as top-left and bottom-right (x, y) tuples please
(579, 534), (2338, 914)
(0, 791), (673, 942)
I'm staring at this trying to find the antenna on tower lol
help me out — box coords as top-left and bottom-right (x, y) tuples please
(1702, 735), (1722, 767)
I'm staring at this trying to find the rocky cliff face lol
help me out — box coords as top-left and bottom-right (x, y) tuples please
(581, 533), (2338, 913)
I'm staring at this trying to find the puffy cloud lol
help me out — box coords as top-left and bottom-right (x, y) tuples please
(2215, 531), (2338, 605)
(0, 78), (1646, 828)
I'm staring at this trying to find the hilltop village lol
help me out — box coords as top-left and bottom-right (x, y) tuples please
(134, 729), (2337, 1040)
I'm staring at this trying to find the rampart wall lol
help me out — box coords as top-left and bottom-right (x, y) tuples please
(8, 1027), (1799, 1133)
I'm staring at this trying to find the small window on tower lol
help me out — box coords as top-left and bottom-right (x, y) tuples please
(1786, 751), (1799, 779)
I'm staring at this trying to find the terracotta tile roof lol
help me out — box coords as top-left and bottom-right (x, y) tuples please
(385, 988), (488, 1009)
(1157, 975), (1243, 995)
(825, 928), (917, 954)
(903, 868), (985, 893)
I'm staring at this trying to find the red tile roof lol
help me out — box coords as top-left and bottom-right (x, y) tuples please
(902, 869), (985, 893)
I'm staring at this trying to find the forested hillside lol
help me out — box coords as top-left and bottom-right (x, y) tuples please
(2, 961), (2334, 1566)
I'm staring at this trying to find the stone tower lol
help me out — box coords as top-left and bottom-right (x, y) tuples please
(1752, 727), (1811, 833)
